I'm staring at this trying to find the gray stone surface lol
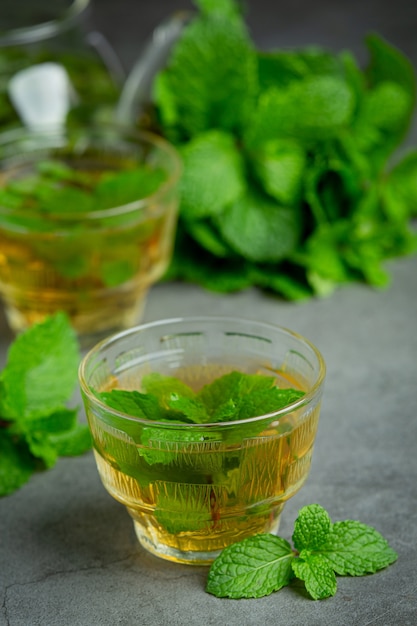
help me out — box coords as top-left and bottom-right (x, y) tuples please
(1, 256), (417, 626)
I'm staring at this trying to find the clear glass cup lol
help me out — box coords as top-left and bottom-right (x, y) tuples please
(79, 317), (326, 564)
(0, 126), (181, 345)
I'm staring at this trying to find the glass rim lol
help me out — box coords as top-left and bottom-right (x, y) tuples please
(78, 315), (326, 429)
(0, 125), (182, 222)
(0, 0), (90, 47)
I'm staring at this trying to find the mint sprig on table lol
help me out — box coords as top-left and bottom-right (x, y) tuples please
(0, 313), (91, 496)
(206, 503), (398, 600)
(151, 0), (417, 299)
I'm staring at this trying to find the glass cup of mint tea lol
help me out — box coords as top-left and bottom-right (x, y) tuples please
(79, 316), (326, 565)
(0, 126), (181, 345)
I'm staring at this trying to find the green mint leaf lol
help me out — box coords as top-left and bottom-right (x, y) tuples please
(365, 33), (416, 110)
(196, 370), (274, 417)
(153, 6), (257, 139)
(362, 34), (416, 163)
(292, 214), (407, 294)
(0, 314), (90, 496)
(319, 520), (398, 576)
(96, 390), (167, 421)
(23, 431), (59, 468)
(47, 423), (92, 457)
(246, 76), (355, 145)
(15, 407), (78, 435)
(383, 149), (417, 221)
(215, 185), (301, 263)
(185, 219), (234, 257)
(100, 375), (210, 425)
(40, 186), (96, 214)
(257, 47), (346, 91)
(297, 213), (417, 293)
(0, 431), (35, 496)
(209, 398), (238, 422)
(179, 130), (245, 220)
(13, 408), (91, 467)
(94, 168), (166, 209)
(153, 483), (215, 533)
(0, 313), (80, 420)
(166, 395), (210, 424)
(249, 139), (306, 206)
(292, 503), (332, 551)
(141, 373), (196, 404)
(139, 424), (222, 468)
(351, 82), (413, 170)
(292, 552), (337, 600)
(206, 533), (295, 598)
(36, 159), (89, 184)
(302, 150), (362, 225)
(251, 264), (312, 301)
(235, 387), (305, 421)
(100, 258), (136, 288)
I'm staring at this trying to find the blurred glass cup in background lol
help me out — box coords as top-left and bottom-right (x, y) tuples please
(0, 126), (181, 345)
(79, 317), (326, 564)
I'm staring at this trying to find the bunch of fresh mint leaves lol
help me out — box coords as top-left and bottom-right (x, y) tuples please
(151, 0), (417, 299)
(0, 313), (91, 496)
(206, 503), (398, 600)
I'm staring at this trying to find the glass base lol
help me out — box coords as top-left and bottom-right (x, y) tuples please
(131, 509), (284, 566)
(2, 286), (148, 348)
(134, 525), (223, 565)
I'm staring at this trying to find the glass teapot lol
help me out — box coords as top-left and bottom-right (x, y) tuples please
(0, 0), (125, 131)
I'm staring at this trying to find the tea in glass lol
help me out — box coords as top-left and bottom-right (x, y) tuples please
(79, 317), (326, 564)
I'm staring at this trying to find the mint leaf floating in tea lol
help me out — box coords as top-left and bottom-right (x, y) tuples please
(0, 313), (91, 496)
(152, 0), (417, 299)
(206, 504), (398, 600)
(96, 389), (167, 422)
(96, 370), (305, 427)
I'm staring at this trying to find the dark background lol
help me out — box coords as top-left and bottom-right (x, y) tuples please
(88, 0), (417, 72)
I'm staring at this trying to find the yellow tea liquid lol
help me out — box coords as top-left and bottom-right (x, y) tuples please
(0, 209), (176, 337)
